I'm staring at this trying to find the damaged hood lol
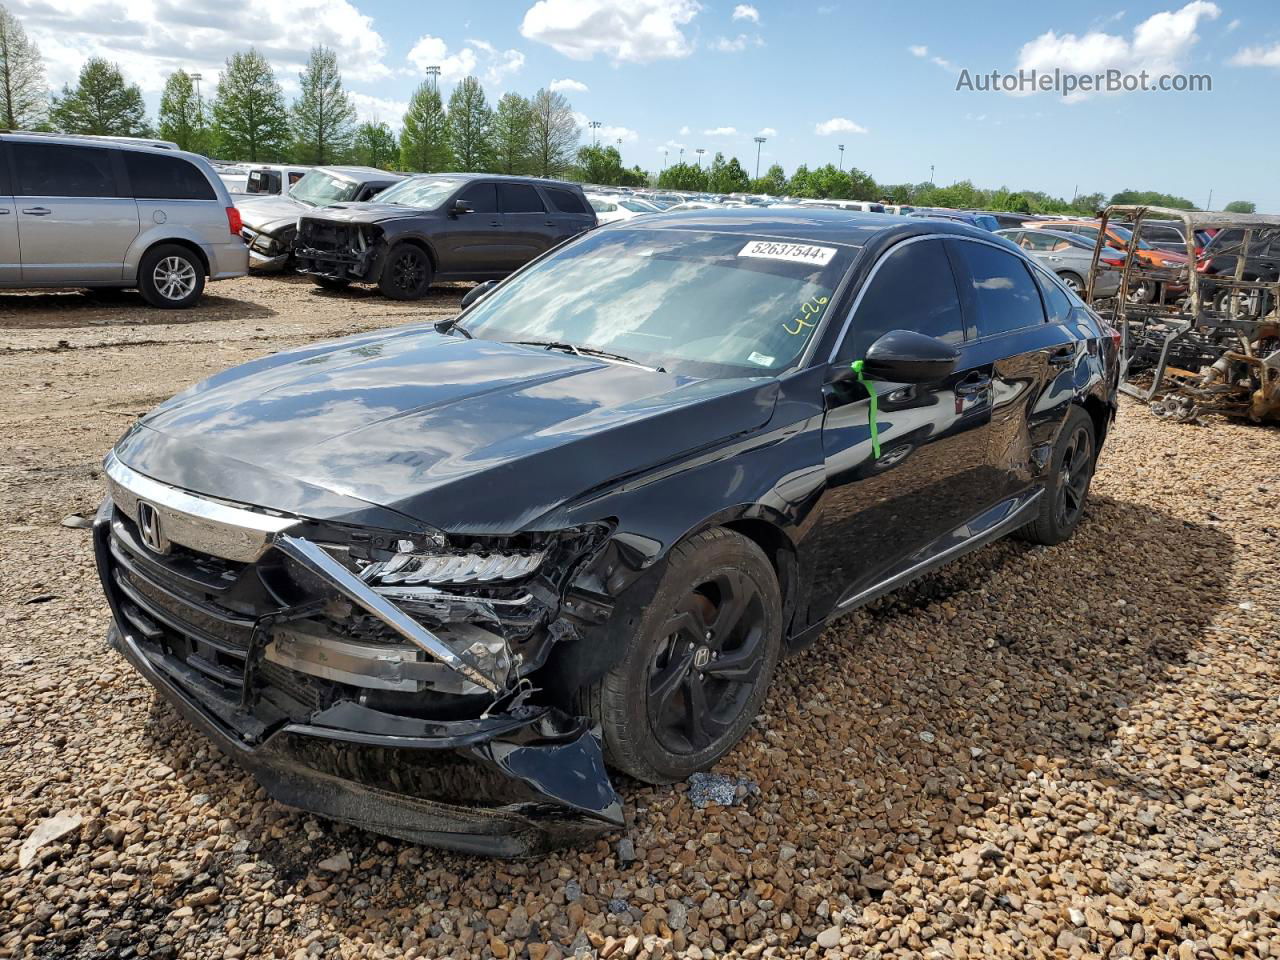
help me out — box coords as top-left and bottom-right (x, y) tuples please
(300, 202), (423, 226)
(114, 329), (780, 532)
(238, 194), (308, 234)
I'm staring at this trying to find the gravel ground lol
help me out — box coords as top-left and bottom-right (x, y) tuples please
(1, 277), (1278, 959)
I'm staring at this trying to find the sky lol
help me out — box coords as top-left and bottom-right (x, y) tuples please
(9, 0), (1280, 209)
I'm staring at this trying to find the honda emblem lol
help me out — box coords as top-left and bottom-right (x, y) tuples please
(136, 501), (170, 554)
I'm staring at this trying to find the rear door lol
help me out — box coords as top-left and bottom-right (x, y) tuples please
(542, 185), (595, 241)
(0, 141), (19, 281)
(10, 140), (139, 282)
(946, 238), (1078, 503)
(808, 237), (996, 617)
(496, 182), (554, 270)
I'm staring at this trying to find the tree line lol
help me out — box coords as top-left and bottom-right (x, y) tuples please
(0, 3), (1257, 212)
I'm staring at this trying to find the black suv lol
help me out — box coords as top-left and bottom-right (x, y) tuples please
(294, 173), (597, 299)
(95, 210), (1116, 854)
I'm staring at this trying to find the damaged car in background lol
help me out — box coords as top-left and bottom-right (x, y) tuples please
(95, 209), (1116, 854)
(236, 166), (404, 271)
(293, 173), (596, 299)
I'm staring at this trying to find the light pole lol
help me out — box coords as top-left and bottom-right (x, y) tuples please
(929, 163), (934, 185)
(695, 147), (705, 167)
(678, 147), (684, 163)
(424, 65), (440, 89)
(753, 136), (766, 179)
(837, 143), (844, 171)
(190, 72), (204, 129)
(589, 120), (602, 146)
(663, 149), (668, 170)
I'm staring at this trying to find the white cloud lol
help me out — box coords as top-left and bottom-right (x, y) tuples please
(575, 113), (638, 143)
(1014, 1), (1220, 98)
(756, 126), (777, 137)
(679, 125), (690, 134)
(9, 0), (391, 94)
(406, 35), (525, 87)
(814, 117), (868, 135)
(550, 77), (589, 92)
(1225, 18), (1240, 32)
(520, 0), (702, 63)
(703, 126), (737, 135)
(349, 92), (409, 127)
(732, 4), (760, 23)
(712, 33), (763, 52)
(1232, 43), (1280, 66)
(909, 44), (928, 57)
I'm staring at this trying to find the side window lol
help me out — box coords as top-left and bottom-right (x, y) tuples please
(124, 152), (216, 201)
(1021, 233), (1056, 252)
(288, 172), (305, 185)
(1049, 239), (1073, 252)
(498, 182), (545, 214)
(11, 142), (118, 197)
(456, 182), (497, 213)
(835, 238), (965, 362)
(950, 240), (1046, 336)
(1033, 268), (1072, 325)
(545, 187), (589, 215)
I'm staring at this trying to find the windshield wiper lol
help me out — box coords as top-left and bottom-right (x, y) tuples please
(433, 317), (473, 339)
(508, 340), (664, 372)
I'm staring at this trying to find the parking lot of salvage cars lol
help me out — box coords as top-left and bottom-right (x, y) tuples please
(1, 278), (1278, 960)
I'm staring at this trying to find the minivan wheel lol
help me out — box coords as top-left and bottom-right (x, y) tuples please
(378, 244), (433, 300)
(579, 527), (782, 784)
(138, 244), (205, 309)
(1016, 405), (1097, 546)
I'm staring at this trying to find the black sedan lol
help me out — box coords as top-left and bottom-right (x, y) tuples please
(93, 210), (1118, 854)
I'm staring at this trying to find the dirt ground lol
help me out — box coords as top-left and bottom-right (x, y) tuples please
(0, 276), (1277, 959)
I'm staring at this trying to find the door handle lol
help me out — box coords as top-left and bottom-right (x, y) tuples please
(0, 208), (9, 215)
(955, 375), (991, 396)
(1047, 347), (1074, 367)
(22, 207), (50, 216)
(489, 219), (501, 227)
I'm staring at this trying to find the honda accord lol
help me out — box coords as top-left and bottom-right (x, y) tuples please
(94, 209), (1117, 854)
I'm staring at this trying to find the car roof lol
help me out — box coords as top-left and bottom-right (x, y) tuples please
(403, 172), (583, 189)
(316, 165), (405, 182)
(617, 206), (999, 249)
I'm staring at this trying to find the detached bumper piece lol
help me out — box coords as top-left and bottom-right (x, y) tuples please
(94, 457), (623, 855)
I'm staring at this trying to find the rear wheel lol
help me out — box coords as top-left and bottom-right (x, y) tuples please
(378, 243), (433, 300)
(138, 244), (205, 309)
(579, 528), (782, 784)
(1017, 405), (1097, 546)
(311, 275), (351, 292)
(1057, 271), (1084, 295)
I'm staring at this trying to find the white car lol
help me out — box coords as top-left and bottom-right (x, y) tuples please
(585, 194), (648, 224)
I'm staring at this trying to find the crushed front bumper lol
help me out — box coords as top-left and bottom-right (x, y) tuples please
(93, 455), (624, 855)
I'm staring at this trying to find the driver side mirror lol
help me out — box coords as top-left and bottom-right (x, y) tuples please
(831, 329), (960, 385)
(452, 198), (474, 216)
(460, 279), (499, 310)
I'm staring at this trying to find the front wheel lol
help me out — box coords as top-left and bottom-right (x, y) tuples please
(579, 527), (783, 784)
(378, 243), (433, 300)
(1017, 405), (1097, 546)
(138, 244), (205, 309)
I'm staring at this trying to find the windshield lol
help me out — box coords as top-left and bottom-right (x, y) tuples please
(1104, 225), (1152, 250)
(459, 228), (857, 377)
(289, 171), (358, 207)
(374, 177), (461, 209)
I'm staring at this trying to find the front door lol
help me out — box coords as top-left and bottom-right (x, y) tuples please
(10, 141), (139, 283)
(0, 142), (19, 281)
(806, 236), (997, 620)
(436, 180), (506, 276)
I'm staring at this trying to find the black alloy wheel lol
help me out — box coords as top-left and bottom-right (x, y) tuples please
(378, 243), (433, 300)
(1055, 421), (1093, 530)
(1017, 404), (1097, 546)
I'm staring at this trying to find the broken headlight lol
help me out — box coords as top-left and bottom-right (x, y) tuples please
(358, 541), (546, 588)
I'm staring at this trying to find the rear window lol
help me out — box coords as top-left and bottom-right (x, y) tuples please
(499, 183), (545, 213)
(545, 187), (589, 215)
(10, 142), (119, 197)
(125, 152), (216, 201)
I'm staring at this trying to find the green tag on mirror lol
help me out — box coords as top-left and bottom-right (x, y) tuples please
(851, 360), (881, 459)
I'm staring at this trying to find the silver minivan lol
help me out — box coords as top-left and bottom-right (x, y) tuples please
(0, 133), (248, 308)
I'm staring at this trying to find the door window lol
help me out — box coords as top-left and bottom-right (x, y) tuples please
(1033, 269), (1072, 324)
(124, 152), (216, 200)
(835, 238), (966, 362)
(456, 182), (497, 213)
(545, 187), (589, 214)
(1020, 232), (1058, 251)
(950, 240), (1046, 336)
(498, 183), (545, 213)
(11, 142), (119, 197)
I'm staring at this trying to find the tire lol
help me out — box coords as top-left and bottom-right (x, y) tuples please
(377, 243), (433, 300)
(578, 527), (783, 784)
(138, 244), (205, 309)
(1017, 405), (1097, 546)
(1057, 271), (1084, 295)
(311, 275), (351, 291)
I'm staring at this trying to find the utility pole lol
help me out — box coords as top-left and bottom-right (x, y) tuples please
(588, 120), (602, 146)
(837, 143), (845, 171)
(753, 136), (766, 179)
(1205, 188), (1214, 211)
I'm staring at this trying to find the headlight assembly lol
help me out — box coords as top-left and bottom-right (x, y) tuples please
(359, 541), (546, 587)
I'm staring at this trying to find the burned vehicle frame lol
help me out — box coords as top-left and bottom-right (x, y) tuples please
(1085, 204), (1280, 423)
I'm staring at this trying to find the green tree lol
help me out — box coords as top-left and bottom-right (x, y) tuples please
(708, 153), (749, 193)
(0, 4), (47, 129)
(399, 80), (452, 172)
(1073, 192), (1106, 214)
(50, 58), (148, 136)
(749, 163), (787, 196)
(212, 49), (290, 161)
(574, 143), (624, 185)
(1108, 189), (1196, 210)
(527, 87), (579, 178)
(447, 76), (493, 172)
(492, 91), (532, 174)
(787, 164), (816, 197)
(352, 120), (397, 169)
(1224, 200), (1256, 214)
(290, 45), (356, 164)
(157, 70), (210, 153)
(656, 161), (706, 191)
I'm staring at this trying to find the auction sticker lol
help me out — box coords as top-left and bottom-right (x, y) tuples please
(738, 240), (836, 265)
